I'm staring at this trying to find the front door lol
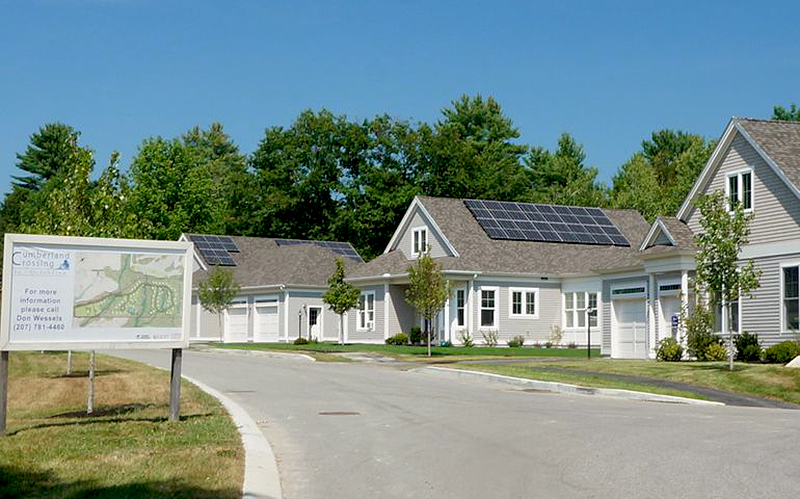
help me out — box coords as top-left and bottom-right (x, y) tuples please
(308, 306), (321, 340)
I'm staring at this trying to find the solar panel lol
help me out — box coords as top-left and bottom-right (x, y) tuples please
(274, 239), (364, 263)
(187, 234), (239, 266)
(463, 200), (630, 247)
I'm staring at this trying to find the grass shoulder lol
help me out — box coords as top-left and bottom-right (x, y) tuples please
(0, 351), (243, 499)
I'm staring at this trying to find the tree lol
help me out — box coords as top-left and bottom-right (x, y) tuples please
(773, 104), (800, 121)
(693, 191), (761, 370)
(322, 259), (361, 345)
(526, 133), (608, 206)
(197, 266), (241, 337)
(405, 251), (449, 357)
(13, 123), (88, 190)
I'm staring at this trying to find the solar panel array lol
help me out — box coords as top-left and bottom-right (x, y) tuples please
(187, 234), (239, 266)
(274, 239), (364, 262)
(464, 200), (630, 247)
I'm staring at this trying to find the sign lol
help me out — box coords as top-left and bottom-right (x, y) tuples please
(671, 314), (679, 337)
(0, 234), (193, 350)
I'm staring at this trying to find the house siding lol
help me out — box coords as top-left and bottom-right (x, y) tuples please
(348, 284), (385, 342)
(687, 133), (800, 245)
(740, 253), (800, 346)
(470, 280), (561, 344)
(387, 284), (415, 336)
(396, 210), (450, 259)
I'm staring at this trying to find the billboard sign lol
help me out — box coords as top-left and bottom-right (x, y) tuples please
(0, 234), (193, 350)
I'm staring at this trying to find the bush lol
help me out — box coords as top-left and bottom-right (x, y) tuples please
(548, 325), (564, 347)
(293, 337), (309, 345)
(458, 330), (474, 347)
(482, 330), (499, 347)
(567, 342), (578, 349)
(544, 341), (553, 349)
(385, 333), (408, 346)
(440, 340), (453, 347)
(533, 342), (542, 349)
(656, 337), (683, 362)
(684, 301), (721, 360)
(507, 335), (525, 348)
(763, 341), (800, 364)
(734, 332), (761, 362)
(704, 342), (728, 361)
(409, 327), (422, 345)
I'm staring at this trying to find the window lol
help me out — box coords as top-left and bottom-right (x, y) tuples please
(576, 293), (586, 328)
(480, 288), (497, 328)
(588, 292), (598, 327)
(565, 293), (574, 328)
(456, 289), (466, 327)
(564, 292), (598, 329)
(784, 266), (799, 332)
(358, 291), (375, 330)
(412, 227), (428, 256)
(713, 299), (739, 333)
(727, 170), (753, 212)
(509, 288), (538, 318)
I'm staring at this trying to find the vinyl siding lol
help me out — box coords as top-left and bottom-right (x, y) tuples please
(687, 133), (800, 244)
(396, 210), (451, 259)
(740, 253), (800, 346)
(470, 280), (561, 344)
(348, 284), (385, 342)
(387, 284), (416, 336)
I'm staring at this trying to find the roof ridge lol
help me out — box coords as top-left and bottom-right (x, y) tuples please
(734, 117), (800, 125)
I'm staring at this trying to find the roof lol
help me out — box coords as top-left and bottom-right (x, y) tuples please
(640, 216), (698, 256)
(185, 234), (363, 288)
(349, 196), (653, 278)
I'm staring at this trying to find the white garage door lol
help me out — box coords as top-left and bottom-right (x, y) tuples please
(225, 307), (249, 343)
(614, 299), (647, 358)
(254, 306), (279, 342)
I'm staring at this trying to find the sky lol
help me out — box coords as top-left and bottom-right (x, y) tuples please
(1, 0), (799, 195)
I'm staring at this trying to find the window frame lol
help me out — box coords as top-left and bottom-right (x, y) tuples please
(781, 261), (800, 334)
(564, 291), (600, 329)
(725, 168), (754, 214)
(455, 288), (466, 328)
(411, 226), (428, 257)
(357, 291), (375, 331)
(508, 287), (539, 319)
(479, 286), (498, 329)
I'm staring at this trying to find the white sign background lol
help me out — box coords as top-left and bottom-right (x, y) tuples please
(1, 234), (193, 350)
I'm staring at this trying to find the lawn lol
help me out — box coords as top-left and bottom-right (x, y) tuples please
(0, 351), (243, 499)
(456, 358), (800, 405)
(215, 341), (600, 361)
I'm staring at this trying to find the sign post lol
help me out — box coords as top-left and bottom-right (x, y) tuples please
(169, 348), (182, 422)
(0, 233), (193, 435)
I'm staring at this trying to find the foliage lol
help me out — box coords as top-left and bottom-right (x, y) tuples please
(458, 330), (474, 347)
(440, 340), (453, 347)
(293, 337), (309, 345)
(763, 341), (800, 364)
(197, 266), (241, 320)
(548, 325), (565, 346)
(12, 123), (87, 190)
(533, 342), (542, 349)
(507, 335), (525, 348)
(734, 332), (762, 362)
(567, 342), (578, 349)
(482, 330), (499, 347)
(544, 341), (553, 349)
(682, 300), (722, 360)
(322, 259), (361, 344)
(385, 333), (408, 346)
(773, 103), (800, 121)
(656, 337), (684, 362)
(409, 327), (422, 345)
(705, 342), (729, 361)
(405, 251), (449, 356)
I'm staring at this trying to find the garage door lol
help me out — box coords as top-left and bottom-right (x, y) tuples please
(254, 305), (279, 342)
(225, 307), (249, 343)
(614, 299), (647, 358)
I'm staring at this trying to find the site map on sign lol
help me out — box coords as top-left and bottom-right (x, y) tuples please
(73, 252), (184, 328)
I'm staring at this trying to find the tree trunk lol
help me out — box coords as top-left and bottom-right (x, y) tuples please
(727, 299), (734, 371)
(87, 350), (95, 415)
(339, 313), (344, 345)
(426, 317), (431, 357)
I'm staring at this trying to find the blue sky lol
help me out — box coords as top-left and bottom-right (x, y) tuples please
(1, 0), (798, 194)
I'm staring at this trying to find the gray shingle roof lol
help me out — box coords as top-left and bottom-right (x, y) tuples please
(641, 216), (698, 256)
(186, 234), (363, 288)
(349, 197), (653, 278)
(737, 118), (800, 192)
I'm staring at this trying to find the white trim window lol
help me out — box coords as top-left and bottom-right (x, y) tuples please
(509, 287), (539, 318)
(411, 226), (428, 257)
(456, 288), (466, 327)
(358, 291), (375, 330)
(480, 287), (498, 328)
(565, 293), (574, 328)
(564, 292), (598, 329)
(783, 266), (799, 332)
(726, 169), (753, 212)
(588, 292), (598, 327)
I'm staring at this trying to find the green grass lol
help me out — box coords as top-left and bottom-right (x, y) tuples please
(0, 352), (243, 498)
(214, 341), (600, 361)
(458, 359), (800, 405)
(454, 364), (709, 400)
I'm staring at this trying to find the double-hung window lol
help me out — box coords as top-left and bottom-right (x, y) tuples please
(784, 266), (799, 332)
(480, 288), (497, 328)
(509, 288), (539, 318)
(412, 227), (428, 256)
(358, 291), (375, 330)
(456, 289), (466, 327)
(564, 292), (598, 328)
(565, 293), (574, 327)
(727, 170), (753, 212)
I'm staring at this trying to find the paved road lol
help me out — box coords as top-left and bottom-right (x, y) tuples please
(114, 350), (800, 499)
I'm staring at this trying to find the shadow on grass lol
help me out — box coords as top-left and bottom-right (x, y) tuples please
(52, 369), (124, 379)
(0, 465), (242, 499)
(49, 402), (158, 419)
(7, 412), (213, 436)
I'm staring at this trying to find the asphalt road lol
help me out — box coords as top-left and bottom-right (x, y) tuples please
(114, 350), (800, 499)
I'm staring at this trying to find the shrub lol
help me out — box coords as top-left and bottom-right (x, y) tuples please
(293, 337), (309, 345)
(656, 337), (683, 362)
(409, 327), (422, 345)
(533, 342), (542, 349)
(567, 342), (578, 349)
(440, 340), (453, 347)
(507, 335), (525, 348)
(385, 333), (408, 346)
(482, 330), (499, 347)
(684, 301), (720, 360)
(733, 332), (761, 362)
(548, 325), (564, 347)
(458, 330), (474, 347)
(704, 342), (728, 361)
(763, 341), (800, 364)
(544, 341), (553, 349)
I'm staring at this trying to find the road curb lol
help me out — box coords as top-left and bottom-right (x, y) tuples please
(206, 348), (316, 363)
(422, 366), (725, 406)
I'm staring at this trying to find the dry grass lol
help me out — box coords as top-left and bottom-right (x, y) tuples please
(0, 351), (243, 498)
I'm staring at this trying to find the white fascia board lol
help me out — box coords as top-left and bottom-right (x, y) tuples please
(179, 233), (207, 271)
(638, 218), (676, 251)
(382, 196), (460, 257)
(733, 121), (800, 201)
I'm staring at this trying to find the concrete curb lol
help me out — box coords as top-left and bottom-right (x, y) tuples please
(183, 374), (283, 499)
(423, 366), (725, 406)
(207, 348), (316, 363)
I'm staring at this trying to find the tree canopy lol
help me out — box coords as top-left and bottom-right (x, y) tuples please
(773, 103), (800, 121)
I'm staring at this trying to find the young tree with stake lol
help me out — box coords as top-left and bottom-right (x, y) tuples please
(197, 266), (241, 337)
(405, 250), (449, 357)
(323, 259), (361, 345)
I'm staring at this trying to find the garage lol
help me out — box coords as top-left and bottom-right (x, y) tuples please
(612, 286), (647, 358)
(254, 296), (279, 342)
(224, 302), (249, 343)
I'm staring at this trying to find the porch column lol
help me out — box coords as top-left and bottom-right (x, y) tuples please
(283, 290), (290, 342)
(444, 281), (451, 343)
(384, 283), (390, 340)
(468, 278), (475, 339)
(680, 270), (689, 350)
(648, 273), (657, 359)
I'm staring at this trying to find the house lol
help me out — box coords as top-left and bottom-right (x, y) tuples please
(345, 117), (800, 358)
(181, 234), (363, 343)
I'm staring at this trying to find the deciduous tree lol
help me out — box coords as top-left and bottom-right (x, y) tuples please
(322, 259), (361, 344)
(197, 266), (241, 337)
(405, 251), (449, 357)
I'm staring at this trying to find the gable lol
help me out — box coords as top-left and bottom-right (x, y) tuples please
(384, 197), (459, 260)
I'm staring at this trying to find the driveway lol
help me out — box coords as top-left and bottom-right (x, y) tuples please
(114, 349), (800, 499)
